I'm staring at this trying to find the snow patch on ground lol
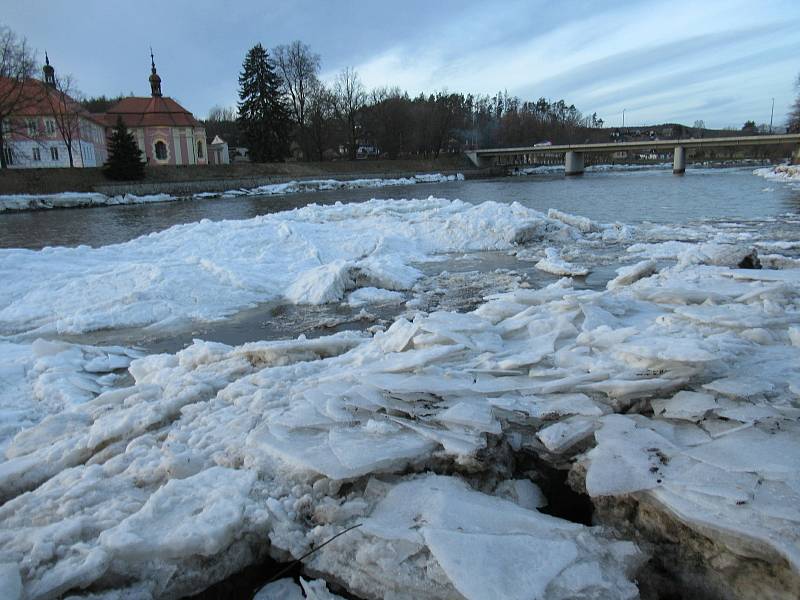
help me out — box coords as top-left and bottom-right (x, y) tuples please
(0, 193), (173, 212)
(0, 174), (464, 212)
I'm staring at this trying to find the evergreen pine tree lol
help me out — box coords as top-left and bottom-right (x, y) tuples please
(237, 44), (290, 162)
(103, 116), (145, 180)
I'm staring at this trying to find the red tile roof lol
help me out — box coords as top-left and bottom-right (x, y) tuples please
(0, 77), (105, 127)
(104, 96), (201, 128)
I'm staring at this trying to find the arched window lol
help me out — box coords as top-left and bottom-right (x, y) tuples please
(154, 141), (168, 160)
(197, 140), (204, 159)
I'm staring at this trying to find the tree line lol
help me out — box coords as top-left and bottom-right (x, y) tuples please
(2, 23), (800, 170)
(220, 41), (608, 163)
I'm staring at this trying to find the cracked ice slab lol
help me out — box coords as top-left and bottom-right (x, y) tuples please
(0, 198), (579, 338)
(2, 207), (800, 597)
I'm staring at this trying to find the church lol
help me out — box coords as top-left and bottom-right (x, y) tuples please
(101, 53), (208, 166)
(2, 52), (208, 169)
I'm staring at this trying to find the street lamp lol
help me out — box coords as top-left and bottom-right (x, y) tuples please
(770, 98), (774, 134)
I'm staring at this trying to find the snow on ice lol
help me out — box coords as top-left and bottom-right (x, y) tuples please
(1, 199), (800, 598)
(0, 173), (463, 212)
(0, 197), (612, 338)
(754, 164), (800, 183)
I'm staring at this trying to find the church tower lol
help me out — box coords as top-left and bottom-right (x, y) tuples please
(43, 52), (56, 87)
(149, 49), (162, 97)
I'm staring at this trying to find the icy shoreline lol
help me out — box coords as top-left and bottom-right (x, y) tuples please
(754, 163), (800, 183)
(0, 173), (463, 213)
(2, 198), (800, 599)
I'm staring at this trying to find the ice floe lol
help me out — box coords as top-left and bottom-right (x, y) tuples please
(2, 202), (800, 598)
(0, 198), (619, 338)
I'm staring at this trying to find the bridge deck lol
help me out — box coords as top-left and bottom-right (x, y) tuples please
(473, 133), (800, 156)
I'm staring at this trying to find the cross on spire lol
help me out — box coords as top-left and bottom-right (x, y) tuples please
(148, 46), (162, 97)
(43, 50), (55, 86)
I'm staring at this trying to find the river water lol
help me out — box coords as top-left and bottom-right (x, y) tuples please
(2, 166), (798, 353)
(2, 166), (798, 250)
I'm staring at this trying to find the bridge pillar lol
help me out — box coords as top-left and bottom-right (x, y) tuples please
(465, 151), (485, 168)
(565, 151), (584, 176)
(673, 145), (686, 174)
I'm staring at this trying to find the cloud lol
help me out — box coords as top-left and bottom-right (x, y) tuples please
(4, 0), (799, 125)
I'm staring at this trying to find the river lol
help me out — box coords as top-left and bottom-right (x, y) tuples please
(2, 165), (798, 355)
(2, 166), (798, 251)
(3, 164), (800, 600)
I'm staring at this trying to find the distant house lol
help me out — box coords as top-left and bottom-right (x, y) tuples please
(0, 55), (107, 168)
(99, 54), (207, 166)
(356, 145), (379, 159)
(230, 147), (250, 162)
(208, 135), (230, 165)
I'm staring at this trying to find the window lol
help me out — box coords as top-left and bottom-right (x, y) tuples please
(27, 119), (37, 136)
(196, 140), (204, 158)
(45, 120), (56, 135)
(154, 140), (168, 160)
(3, 147), (13, 165)
(50, 146), (59, 161)
(33, 147), (41, 161)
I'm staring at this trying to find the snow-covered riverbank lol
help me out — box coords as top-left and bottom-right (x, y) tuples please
(0, 173), (463, 212)
(2, 195), (800, 599)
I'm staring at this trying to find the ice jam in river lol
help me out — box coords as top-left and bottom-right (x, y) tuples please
(1, 170), (800, 599)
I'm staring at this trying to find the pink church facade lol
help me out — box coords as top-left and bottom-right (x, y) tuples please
(100, 55), (207, 166)
(2, 53), (208, 169)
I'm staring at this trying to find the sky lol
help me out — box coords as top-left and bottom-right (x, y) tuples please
(3, 0), (799, 129)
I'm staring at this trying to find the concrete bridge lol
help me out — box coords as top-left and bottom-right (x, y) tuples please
(465, 133), (800, 175)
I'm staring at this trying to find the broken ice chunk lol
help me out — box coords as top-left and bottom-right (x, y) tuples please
(606, 260), (656, 290)
(438, 400), (500, 434)
(0, 564), (22, 600)
(99, 467), (257, 560)
(534, 247), (590, 277)
(537, 416), (598, 454)
(702, 377), (775, 399)
(651, 391), (720, 421)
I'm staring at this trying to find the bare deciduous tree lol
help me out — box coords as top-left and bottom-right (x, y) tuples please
(788, 74), (800, 134)
(306, 81), (336, 161)
(0, 26), (38, 168)
(207, 105), (237, 121)
(45, 73), (85, 167)
(364, 87), (411, 158)
(273, 41), (320, 159)
(334, 67), (366, 160)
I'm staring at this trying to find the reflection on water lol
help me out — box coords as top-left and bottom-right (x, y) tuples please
(1, 167), (799, 250)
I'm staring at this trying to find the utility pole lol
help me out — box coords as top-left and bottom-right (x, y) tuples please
(770, 98), (774, 133)
(622, 108), (625, 129)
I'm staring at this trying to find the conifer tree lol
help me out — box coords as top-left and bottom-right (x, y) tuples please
(237, 44), (290, 162)
(103, 116), (145, 180)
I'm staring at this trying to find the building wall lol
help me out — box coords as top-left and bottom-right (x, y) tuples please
(208, 142), (230, 165)
(132, 125), (207, 166)
(2, 115), (107, 169)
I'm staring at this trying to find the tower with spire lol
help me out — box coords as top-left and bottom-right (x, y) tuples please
(149, 48), (162, 97)
(43, 52), (56, 87)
